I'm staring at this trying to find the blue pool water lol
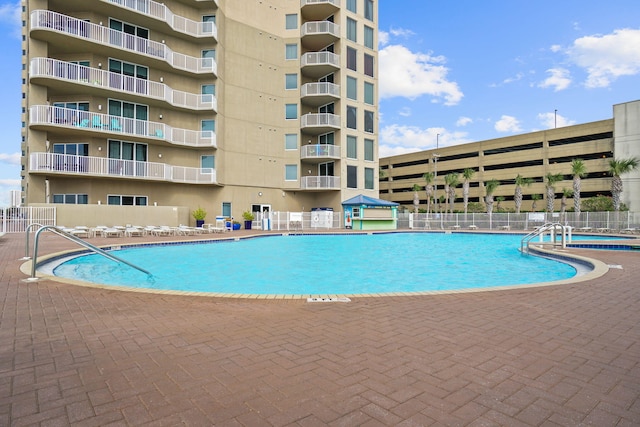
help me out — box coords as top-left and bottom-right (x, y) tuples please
(50, 233), (594, 295)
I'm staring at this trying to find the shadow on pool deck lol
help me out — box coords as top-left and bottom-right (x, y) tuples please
(1, 231), (640, 425)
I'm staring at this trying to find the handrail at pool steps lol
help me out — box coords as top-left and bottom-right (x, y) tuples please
(25, 225), (151, 281)
(521, 222), (570, 254)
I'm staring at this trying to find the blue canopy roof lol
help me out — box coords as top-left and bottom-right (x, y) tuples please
(342, 194), (399, 207)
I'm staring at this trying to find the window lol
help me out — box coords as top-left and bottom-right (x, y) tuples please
(285, 134), (298, 150)
(365, 138), (374, 161)
(285, 14), (298, 29)
(364, 82), (374, 105)
(53, 194), (88, 204)
(285, 73), (298, 89)
(364, 25), (374, 49)
(364, 110), (374, 133)
(347, 106), (357, 129)
(53, 143), (88, 156)
(107, 195), (147, 206)
(347, 47), (357, 71)
(347, 0), (357, 13)
(285, 165), (298, 181)
(365, 168), (374, 189)
(346, 76), (357, 100)
(285, 44), (298, 60)
(202, 84), (215, 103)
(201, 119), (215, 137)
(202, 49), (216, 68)
(319, 132), (335, 145)
(347, 165), (357, 188)
(364, 53), (374, 77)
(285, 104), (297, 119)
(201, 155), (215, 171)
(108, 100), (148, 136)
(346, 18), (357, 42)
(222, 202), (231, 217)
(365, 0), (374, 21)
(347, 136), (357, 159)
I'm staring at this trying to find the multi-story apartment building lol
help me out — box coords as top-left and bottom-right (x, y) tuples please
(380, 100), (640, 213)
(21, 0), (380, 221)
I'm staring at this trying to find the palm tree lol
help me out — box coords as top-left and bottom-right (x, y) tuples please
(609, 157), (640, 211)
(423, 172), (434, 216)
(462, 168), (475, 215)
(570, 159), (587, 217)
(531, 194), (542, 212)
(484, 179), (500, 215)
(560, 188), (573, 223)
(545, 172), (564, 212)
(412, 184), (421, 213)
(514, 174), (533, 214)
(444, 173), (459, 214)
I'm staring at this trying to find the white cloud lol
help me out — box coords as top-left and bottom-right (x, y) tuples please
(0, 152), (21, 166)
(537, 112), (576, 129)
(538, 67), (572, 91)
(566, 28), (640, 88)
(398, 107), (411, 117)
(0, 1), (21, 39)
(494, 115), (522, 133)
(378, 124), (470, 157)
(378, 30), (389, 46)
(379, 44), (463, 105)
(456, 117), (472, 127)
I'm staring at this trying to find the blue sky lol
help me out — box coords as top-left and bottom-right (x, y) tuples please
(1, 1), (639, 205)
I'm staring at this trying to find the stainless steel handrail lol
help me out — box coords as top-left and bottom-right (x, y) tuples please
(521, 222), (568, 254)
(28, 225), (151, 280)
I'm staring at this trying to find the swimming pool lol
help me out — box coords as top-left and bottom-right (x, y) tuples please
(46, 232), (601, 296)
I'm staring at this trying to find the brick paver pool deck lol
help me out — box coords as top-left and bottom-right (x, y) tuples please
(1, 231), (639, 426)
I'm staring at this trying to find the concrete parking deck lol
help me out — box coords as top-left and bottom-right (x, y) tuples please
(1, 231), (639, 426)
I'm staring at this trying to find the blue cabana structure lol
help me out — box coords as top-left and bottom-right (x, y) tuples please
(342, 195), (399, 230)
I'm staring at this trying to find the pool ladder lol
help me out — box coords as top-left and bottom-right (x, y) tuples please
(24, 225), (151, 281)
(521, 222), (571, 254)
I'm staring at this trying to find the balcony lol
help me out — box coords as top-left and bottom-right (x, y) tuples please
(301, 113), (340, 135)
(300, 82), (340, 107)
(30, 58), (216, 112)
(301, 21), (340, 51)
(30, 10), (216, 75)
(103, 0), (217, 40)
(300, 175), (341, 190)
(300, 144), (341, 162)
(301, 52), (340, 78)
(30, 152), (217, 185)
(300, 0), (340, 21)
(30, 106), (216, 148)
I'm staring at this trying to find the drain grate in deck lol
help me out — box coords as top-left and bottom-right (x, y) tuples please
(307, 297), (351, 303)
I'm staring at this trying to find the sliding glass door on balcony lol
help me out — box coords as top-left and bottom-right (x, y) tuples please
(108, 100), (148, 136)
(108, 140), (147, 177)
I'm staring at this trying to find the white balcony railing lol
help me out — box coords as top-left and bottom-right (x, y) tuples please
(301, 51), (340, 68)
(300, 113), (341, 128)
(104, 0), (218, 39)
(300, 144), (341, 159)
(301, 21), (340, 38)
(30, 152), (217, 184)
(300, 175), (341, 190)
(30, 106), (216, 148)
(30, 10), (217, 75)
(30, 58), (216, 111)
(300, 82), (340, 98)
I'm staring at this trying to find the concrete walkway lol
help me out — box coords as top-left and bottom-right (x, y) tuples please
(1, 231), (639, 426)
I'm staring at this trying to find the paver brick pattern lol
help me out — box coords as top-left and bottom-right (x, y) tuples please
(1, 232), (639, 426)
